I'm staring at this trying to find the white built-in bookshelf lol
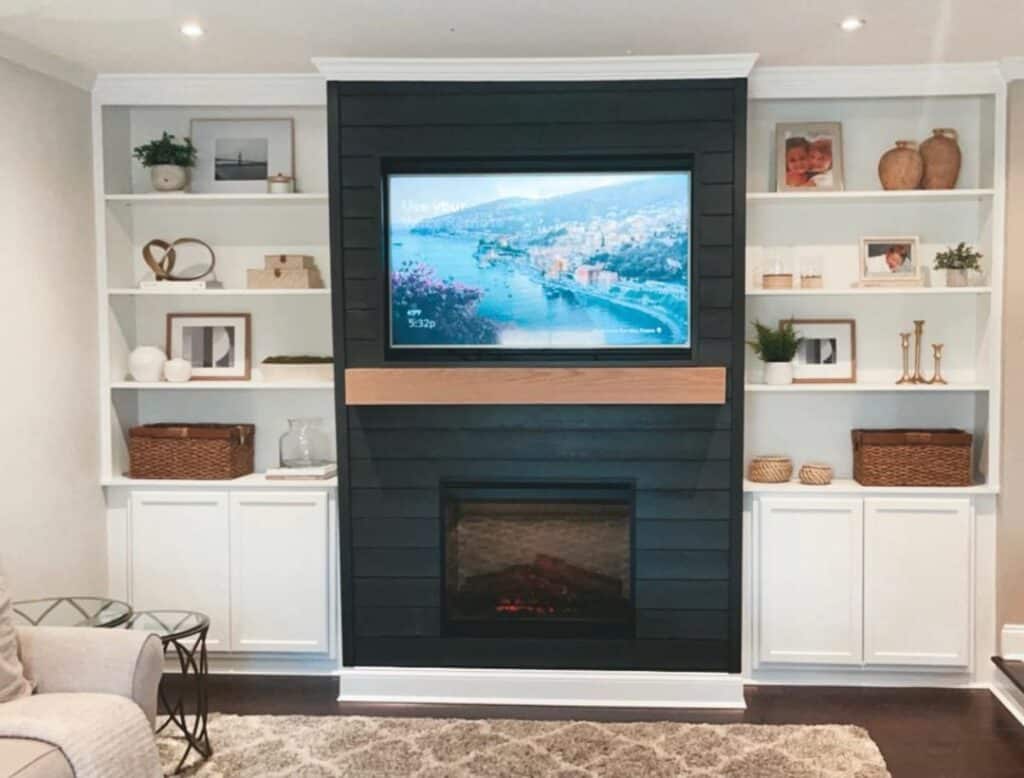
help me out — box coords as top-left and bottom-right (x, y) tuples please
(94, 95), (334, 484)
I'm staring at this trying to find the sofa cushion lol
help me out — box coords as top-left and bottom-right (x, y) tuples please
(0, 565), (32, 704)
(0, 738), (72, 778)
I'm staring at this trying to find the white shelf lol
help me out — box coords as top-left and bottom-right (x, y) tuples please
(747, 286), (992, 297)
(109, 288), (331, 297)
(105, 193), (329, 205)
(746, 383), (989, 393)
(110, 381), (334, 391)
(747, 188), (995, 203)
(103, 473), (337, 489)
(744, 478), (998, 496)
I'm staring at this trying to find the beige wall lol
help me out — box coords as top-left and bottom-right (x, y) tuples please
(0, 57), (105, 598)
(999, 81), (1024, 628)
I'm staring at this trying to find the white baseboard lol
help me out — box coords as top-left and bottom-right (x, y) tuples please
(1001, 624), (1024, 660)
(338, 667), (746, 709)
(992, 669), (1024, 727)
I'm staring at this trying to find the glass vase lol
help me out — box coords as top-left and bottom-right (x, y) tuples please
(279, 418), (333, 468)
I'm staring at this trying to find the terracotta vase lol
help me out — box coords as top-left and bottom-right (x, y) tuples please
(878, 140), (924, 190)
(920, 128), (961, 189)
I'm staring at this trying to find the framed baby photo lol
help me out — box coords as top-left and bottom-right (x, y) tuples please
(775, 122), (845, 192)
(786, 318), (857, 384)
(859, 236), (922, 285)
(166, 313), (251, 380)
(189, 118), (294, 193)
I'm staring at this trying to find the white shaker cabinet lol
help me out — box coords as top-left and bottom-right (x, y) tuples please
(863, 497), (972, 667)
(754, 497), (864, 666)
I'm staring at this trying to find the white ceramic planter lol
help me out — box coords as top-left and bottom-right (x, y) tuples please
(946, 268), (969, 287)
(150, 164), (188, 192)
(129, 346), (167, 383)
(763, 361), (794, 386)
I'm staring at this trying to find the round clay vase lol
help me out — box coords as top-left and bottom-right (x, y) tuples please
(129, 346), (166, 383)
(946, 268), (969, 288)
(920, 128), (961, 189)
(163, 358), (193, 383)
(763, 362), (794, 386)
(150, 164), (188, 192)
(878, 140), (924, 190)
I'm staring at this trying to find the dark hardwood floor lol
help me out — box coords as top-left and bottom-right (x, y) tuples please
(174, 676), (1024, 777)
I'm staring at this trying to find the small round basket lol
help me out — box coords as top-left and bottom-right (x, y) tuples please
(748, 455), (793, 483)
(799, 462), (834, 486)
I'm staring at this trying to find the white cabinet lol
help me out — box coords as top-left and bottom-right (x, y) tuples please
(229, 492), (330, 653)
(863, 498), (972, 667)
(128, 488), (332, 655)
(130, 492), (231, 651)
(755, 497), (863, 666)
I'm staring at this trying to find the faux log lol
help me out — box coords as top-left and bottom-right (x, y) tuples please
(344, 367), (727, 405)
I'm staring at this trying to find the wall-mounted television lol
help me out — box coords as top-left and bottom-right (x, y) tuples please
(385, 161), (692, 355)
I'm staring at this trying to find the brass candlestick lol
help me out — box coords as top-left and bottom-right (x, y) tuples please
(897, 332), (913, 384)
(928, 343), (947, 385)
(911, 320), (926, 383)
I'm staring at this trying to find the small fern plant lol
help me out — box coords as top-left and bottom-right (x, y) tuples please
(747, 320), (801, 363)
(933, 242), (983, 272)
(132, 132), (197, 168)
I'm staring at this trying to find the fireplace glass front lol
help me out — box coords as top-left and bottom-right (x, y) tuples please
(442, 483), (634, 639)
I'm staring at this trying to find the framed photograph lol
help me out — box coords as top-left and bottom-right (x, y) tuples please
(775, 122), (844, 192)
(166, 313), (251, 380)
(859, 236), (922, 284)
(786, 318), (857, 384)
(189, 118), (294, 193)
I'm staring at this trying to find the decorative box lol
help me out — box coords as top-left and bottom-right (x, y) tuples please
(247, 267), (324, 289)
(260, 359), (334, 383)
(129, 423), (255, 480)
(852, 428), (972, 487)
(264, 254), (315, 271)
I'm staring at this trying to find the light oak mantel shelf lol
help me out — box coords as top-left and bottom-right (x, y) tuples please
(344, 367), (726, 406)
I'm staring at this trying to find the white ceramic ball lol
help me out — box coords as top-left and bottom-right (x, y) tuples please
(129, 346), (166, 383)
(163, 358), (193, 383)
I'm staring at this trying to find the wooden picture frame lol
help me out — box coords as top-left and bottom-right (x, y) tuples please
(785, 318), (857, 384)
(166, 313), (252, 380)
(775, 122), (845, 192)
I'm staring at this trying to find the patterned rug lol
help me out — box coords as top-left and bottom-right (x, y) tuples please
(160, 714), (891, 777)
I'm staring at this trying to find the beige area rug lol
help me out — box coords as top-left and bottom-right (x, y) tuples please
(160, 714), (891, 778)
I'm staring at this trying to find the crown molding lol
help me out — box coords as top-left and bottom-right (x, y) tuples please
(312, 54), (759, 82)
(92, 73), (326, 106)
(0, 32), (94, 91)
(750, 62), (1004, 99)
(1001, 57), (1024, 83)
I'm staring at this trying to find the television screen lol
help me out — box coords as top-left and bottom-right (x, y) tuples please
(386, 169), (691, 351)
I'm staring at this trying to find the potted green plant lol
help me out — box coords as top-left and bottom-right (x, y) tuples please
(933, 242), (983, 288)
(747, 320), (801, 385)
(132, 132), (197, 192)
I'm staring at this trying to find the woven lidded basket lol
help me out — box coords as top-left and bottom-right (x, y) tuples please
(852, 428), (972, 487)
(129, 423), (255, 480)
(748, 455), (793, 483)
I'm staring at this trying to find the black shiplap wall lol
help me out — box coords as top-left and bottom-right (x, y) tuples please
(328, 80), (746, 672)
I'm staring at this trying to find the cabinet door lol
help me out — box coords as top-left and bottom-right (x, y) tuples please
(229, 491), (330, 653)
(130, 492), (231, 651)
(755, 497), (863, 666)
(864, 498), (971, 667)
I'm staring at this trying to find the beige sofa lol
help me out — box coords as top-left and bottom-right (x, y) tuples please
(0, 626), (163, 778)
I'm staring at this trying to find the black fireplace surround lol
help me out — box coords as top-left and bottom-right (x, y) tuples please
(328, 79), (746, 672)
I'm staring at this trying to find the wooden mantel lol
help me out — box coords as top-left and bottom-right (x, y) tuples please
(344, 367), (726, 406)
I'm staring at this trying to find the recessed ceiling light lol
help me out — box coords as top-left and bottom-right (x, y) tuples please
(839, 16), (866, 32)
(180, 22), (204, 38)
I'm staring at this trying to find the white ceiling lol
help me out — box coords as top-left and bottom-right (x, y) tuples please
(1, 0), (1022, 75)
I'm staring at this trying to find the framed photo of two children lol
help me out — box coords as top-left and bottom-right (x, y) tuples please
(776, 122), (845, 192)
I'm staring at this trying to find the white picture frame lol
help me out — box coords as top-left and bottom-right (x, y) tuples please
(166, 313), (251, 380)
(189, 118), (294, 193)
(859, 236), (922, 285)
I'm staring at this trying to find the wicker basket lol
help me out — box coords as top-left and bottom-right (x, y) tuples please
(799, 462), (834, 485)
(852, 429), (972, 487)
(129, 423), (255, 480)
(748, 455), (794, 483)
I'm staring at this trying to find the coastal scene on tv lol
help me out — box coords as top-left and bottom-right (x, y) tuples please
(388, 171), (691, 349)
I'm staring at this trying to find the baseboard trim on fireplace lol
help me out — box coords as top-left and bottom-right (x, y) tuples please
(337, 667), (746, 709)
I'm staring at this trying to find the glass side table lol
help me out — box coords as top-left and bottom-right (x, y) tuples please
(126, 610), (212, 775)
(11, 597), (133, 628)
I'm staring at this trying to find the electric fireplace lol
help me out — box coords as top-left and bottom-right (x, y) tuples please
(442, 483), (635, 639)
